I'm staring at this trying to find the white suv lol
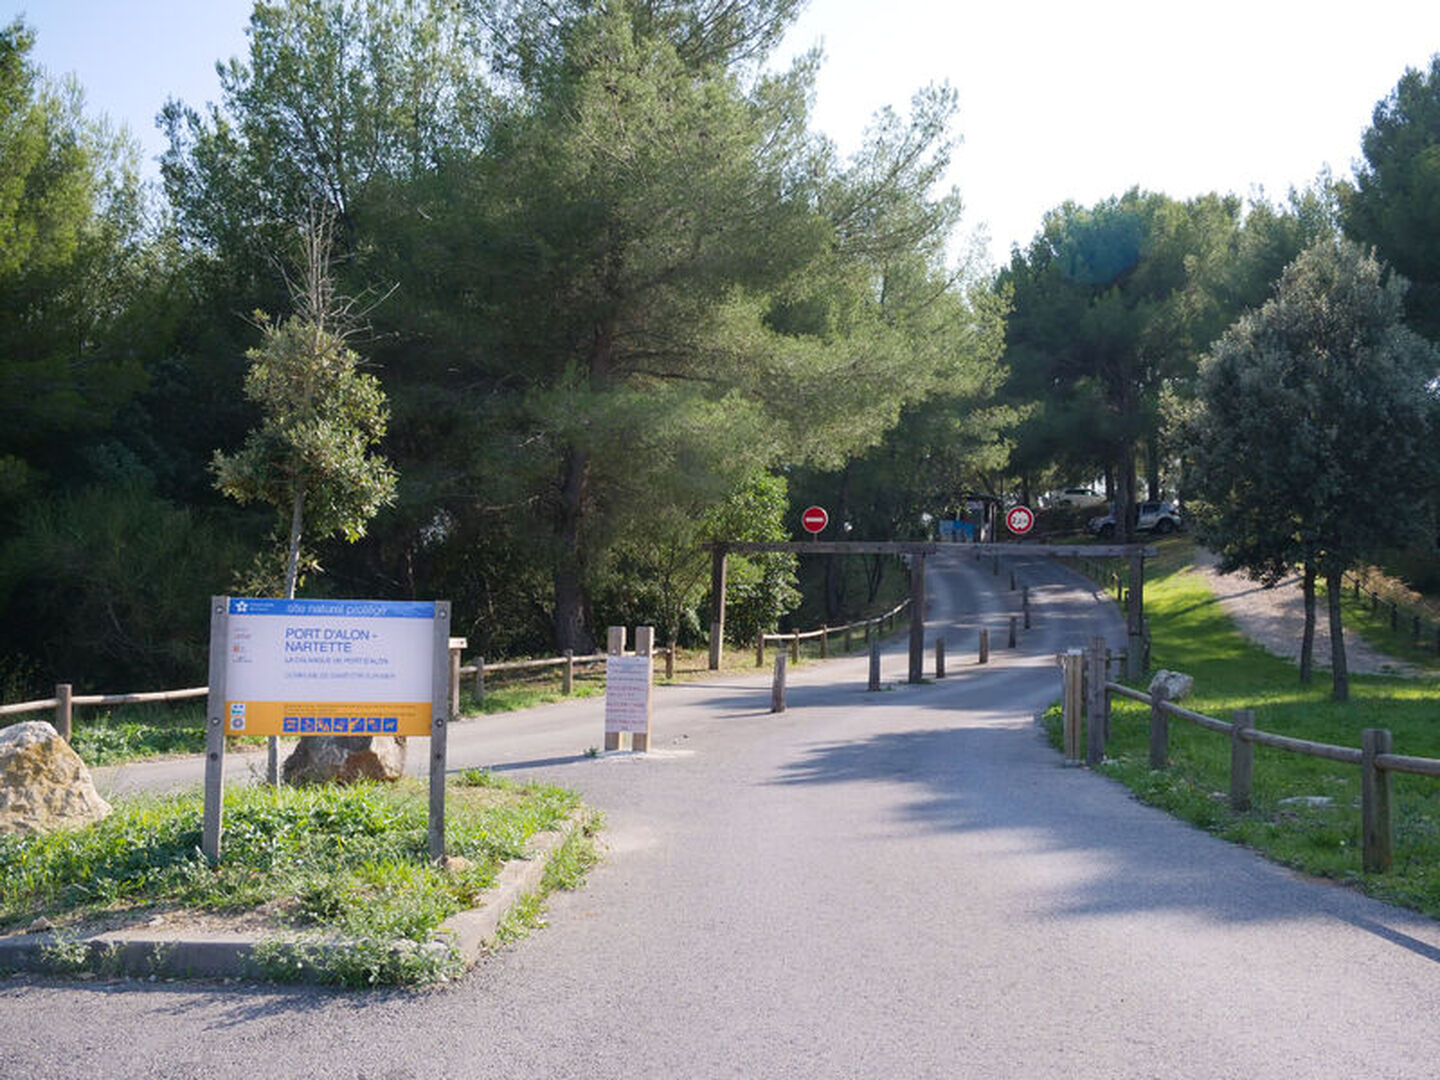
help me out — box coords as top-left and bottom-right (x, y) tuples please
(1087, 501), (1182, 537)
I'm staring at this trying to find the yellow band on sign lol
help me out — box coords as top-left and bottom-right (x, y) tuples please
(225, 701), (433, 737)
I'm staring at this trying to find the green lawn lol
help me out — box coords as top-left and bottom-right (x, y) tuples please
(0, 771), (598, 986)
(1050, 537), (1440, 918)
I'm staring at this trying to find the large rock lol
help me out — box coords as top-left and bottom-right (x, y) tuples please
(282, 735), (407, 785)
(0, 721), (111, 835)
(1148, 669), (1194, 702)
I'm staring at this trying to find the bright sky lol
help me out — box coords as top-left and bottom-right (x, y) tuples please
(18, 0), (1440, 267)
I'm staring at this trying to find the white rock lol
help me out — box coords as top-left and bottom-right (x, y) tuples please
(0, 721), (111, 835)
(1147, 670), (1194, 702)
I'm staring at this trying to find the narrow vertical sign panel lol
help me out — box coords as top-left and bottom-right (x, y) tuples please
(223, 597), (438, 737)
(604, 655), (652, 733)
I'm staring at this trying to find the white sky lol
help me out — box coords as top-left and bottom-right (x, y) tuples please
(18, 0), (1440, 267)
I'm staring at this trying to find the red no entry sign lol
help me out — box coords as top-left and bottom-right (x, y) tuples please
(1006, 505), (1035, 535)
(801, 505), (829, 534)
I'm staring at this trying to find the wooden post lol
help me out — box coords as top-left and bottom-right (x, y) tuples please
(709, 546), (728, 670)
(605, 627), (625, 751)
(820, 626), (829, 659)
(844, 625), (852, 653)
(1022, 586), (1031, 630)
(1127, 551), (1146, 680)
(908, 552), (926, 684)
(54, 683), (72, 742)
(1362, 728), (1393, 873)
(448, 641), (463, 720)
(666, 642), (675, 681)
(1230, 709), (1255, 811)
(1008, 616), (1017, 649)
(563, 649), (574, 695)
(474, 657), (485, 704)
(935, 638), (946, 679)
(1062, 649), (1083, 764)
(1009, 570), (1016, 591)
(978, 628), (990, 665)
(633, 627), (654, 752)
(771, 653), (787, 713)
(1086, 639), (1107, 766)
(1149, 686), (1169, 771)
(756, 634), (765, 668)
(790, 630), (800, 664)
(868, 637), (881, 691)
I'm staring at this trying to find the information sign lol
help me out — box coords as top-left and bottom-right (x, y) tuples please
(604, 655), (653, 734)
(222, 597), (439, 737)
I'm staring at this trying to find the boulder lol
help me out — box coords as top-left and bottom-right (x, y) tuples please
(282, 735), (407, 785)
(1148, 669), (1194, 702)
(0, 721), (111, 836)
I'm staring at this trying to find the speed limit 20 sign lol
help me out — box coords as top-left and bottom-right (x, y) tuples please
(1005, 505), (1035, 535)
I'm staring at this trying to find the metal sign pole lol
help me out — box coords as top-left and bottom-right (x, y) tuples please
(202, 596), (230, 864)
(429, 602), (452, 862)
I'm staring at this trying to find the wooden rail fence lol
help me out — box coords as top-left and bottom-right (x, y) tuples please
(1062, 637), (1440, 874)
(755, 599), (911, 666)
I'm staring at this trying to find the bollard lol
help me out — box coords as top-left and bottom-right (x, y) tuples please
(449, 645), (462, 720)
(1086, 638), (1107, 765)
(474, 656), (485, 704)
(868, 637), (881, 691)
(1009, 570), (1016, 591)
(790, 631), (800, 664)
(978, 628), (990, 664)
(756, 633), (765, 668)
(1230, 709), (1255, 811)
(820, 626), (829, 659)
(1061, 650), (1083, 763)
(935, 638), (946, 679)
(1008, 616), (1017, 649)
(666, 643), (675, 681)
(563, 650), (574, 695)
(605, 627), (625, 751)
(771, 653), (787, 713)
(1022, 586), (1031, 630)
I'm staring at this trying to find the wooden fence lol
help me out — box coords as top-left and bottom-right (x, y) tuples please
(755, 599), (912, 666)
(1344, 569), (1440, 657)
(1062, 637), (1440, 874)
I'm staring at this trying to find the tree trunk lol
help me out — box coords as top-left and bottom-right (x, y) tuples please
(285, 483), (306, 600)
(553, 446), (595, 654)
(1115, 448), (1137, 543)
(1299, 563), (1316, 685)
(1326, 568), (1349, 702)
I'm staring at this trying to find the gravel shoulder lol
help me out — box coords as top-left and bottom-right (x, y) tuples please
(1186, 550), (1425, 677)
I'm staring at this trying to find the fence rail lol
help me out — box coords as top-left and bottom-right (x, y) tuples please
(1064, 639), (1440, 874)
(757, 599), (911, 664)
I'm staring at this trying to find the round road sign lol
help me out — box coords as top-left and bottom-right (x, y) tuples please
(1005, 505), (1035, 535)
(801, 505), (829, 534)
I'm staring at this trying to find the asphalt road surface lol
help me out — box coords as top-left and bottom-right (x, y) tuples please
(4, 552), (1439, 1079)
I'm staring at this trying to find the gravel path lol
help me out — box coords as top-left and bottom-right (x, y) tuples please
(1186, 550), (1424, 677)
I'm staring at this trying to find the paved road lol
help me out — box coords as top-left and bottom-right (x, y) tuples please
(4, 553), (1440, 1079)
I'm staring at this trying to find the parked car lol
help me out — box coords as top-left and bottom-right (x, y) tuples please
(1045, 487), (1107, 509)
(1087, 501), (1182, 537)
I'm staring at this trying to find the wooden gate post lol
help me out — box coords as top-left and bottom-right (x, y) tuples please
(1362, 728), (1393, 873)
(1230, 709), (1255, 811)
(605, 626), (626, 751)
(1127, 552), (1146, 679)
(708, 545), (728, 670)
(1062, 650), (1083, 764)
(771, 652), (787, 713)
(868, 637), (881, 691)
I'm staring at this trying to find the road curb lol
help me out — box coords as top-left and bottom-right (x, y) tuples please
(0, 810), (594, 984)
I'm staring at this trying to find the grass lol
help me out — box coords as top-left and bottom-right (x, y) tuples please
(1051, 536), (1440, 917)
(0, 771), (597, 987)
